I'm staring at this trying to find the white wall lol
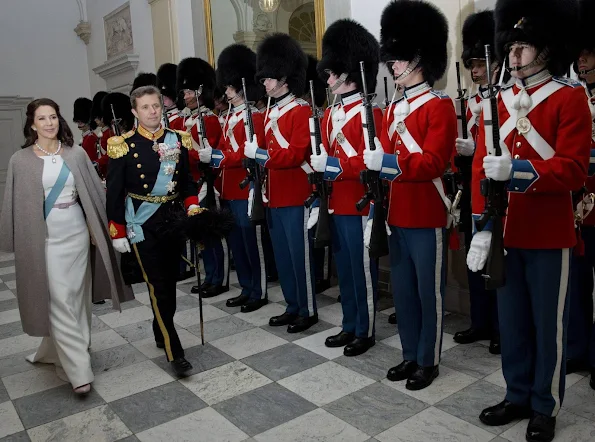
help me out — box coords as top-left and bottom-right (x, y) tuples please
(0, 0), (91, 125)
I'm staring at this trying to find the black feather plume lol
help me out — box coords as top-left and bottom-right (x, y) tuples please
(162, 208), (235, 247)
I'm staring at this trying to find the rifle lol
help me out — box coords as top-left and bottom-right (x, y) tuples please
(194, 86), (217, 211)
(161, 95), (170, 129)
(475, 45), (507, 290)
(110, 104), (121, 137)
(383, 77), (390, 109)
(304, 80), (332, 248)
(239, 78), (266, 224)
(454, 61), (473, 185)
(356, 61), (389, 259)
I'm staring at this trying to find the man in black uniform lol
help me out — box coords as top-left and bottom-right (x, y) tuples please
(106, 85), (198, 376)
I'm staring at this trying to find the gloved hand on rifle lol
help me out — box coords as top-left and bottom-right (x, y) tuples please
(244, 135), (259, 159)
(467, 230), (492, 272)
(307, 207), (319, 229)
(310, 144), (328, 173)
(363, 137), (385, 171)
(199, 140), (212, 163)
(112, 238), (131, 254)
(455, 138), (475, 156)
(363, 203), (391, 248)
(483, 141), (512, 181)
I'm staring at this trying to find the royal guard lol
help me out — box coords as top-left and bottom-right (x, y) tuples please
(91, 91), (111, 178)
(453, 10), (501, 354)
(176, 57), (229, 298)
(364, 0), (457, 389)
(131, 72), (158, 94)
(467, 0), (591, 439)
(310, 19), (382, 356)
(101, 92), (135, 136)
(106, 85), (199, 376)
(157, 63), (183, 130)
(249, 33), (318, 332)
(567, 0), (595, 390)
(72, 97), (99, 164)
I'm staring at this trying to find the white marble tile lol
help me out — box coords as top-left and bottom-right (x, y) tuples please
(485, 368), (584, 394)
(136, 407), (247, 442)
(180, 361), (271, 405)
(379, 307), (395, 315)
(316, 303), (344, 327)
(266, 286), (286, 303)
(0, 252), (15, 262)
(98, 306), (154, 329)
(564, 373), (585, 390)
(210, 328), (287, 360)
(174, 305), (229, 328)
(500, 410), (595, 442)
(0, 290), (15, 301)
(254, 408), (369, 442)
(0, 266), (15, 276)
(376, 406), (494, 442)
(201, 288), (242, 305)
(382, 365), (477, 405)
(27, 404), (132, 442)
(278, 361), (375, 406)
(441, 333), (460, 352)
(3, 365), (67, 399)
(92, 360), (173, 402)
(89, 329), (127, 353)
(5, 280), (16, 290)
(381, 334), (402, 350)
(0, 401), (25, 439)
(131, 328), (201, 359)
(381, 332), (458, 354)
(233, 302), (286, 327)
(134, 290), (151, 305)
(0, 308), (21, 326)
(0, 334), (42, 358)
(293, 327), (348, 360)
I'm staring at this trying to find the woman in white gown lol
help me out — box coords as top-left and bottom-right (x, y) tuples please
(0, 98), (133, 394)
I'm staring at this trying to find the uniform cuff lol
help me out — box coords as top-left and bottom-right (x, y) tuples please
(255, 148), (270, 167)
(589, 149), (595, 177)
(210, 149), (225, 168)
(508, 160), (538, 193)
(184, 196), (199, 209)
(323, 156), (343, 181)
(108, 221), (126, 239)
(379, 154), (402, 182)
(472, 214), (493, 234)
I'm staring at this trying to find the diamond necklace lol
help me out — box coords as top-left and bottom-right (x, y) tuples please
(35, 141), (62, 163)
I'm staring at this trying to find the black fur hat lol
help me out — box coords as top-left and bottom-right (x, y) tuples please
(216, 44), (264, 102)
(91, 91), (108, 121)
(101, 92), (134, 133)
(462, 11), (495, 68)
(306, 56), (326, 107)
(495, 0), (579, 76)
(317, 19), (380, 93)
(380, 0), (449, 86)
(131, 72), (158, 93)
(255, 33), (308, 96)
(157, 63), (177, 101)
(176, 57), (216, 109)
(73, 97), (92, 123)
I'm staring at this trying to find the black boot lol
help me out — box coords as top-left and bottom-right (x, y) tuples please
(526, 412), (556, 442)
(387, 360), (418, 382)
(315, 279), (331, 294)
(269, 312), (298, 327)
(453, 327), (491, 344)
(388, 313), (397, 324)
(226, 294), (250, 307)
(191, 282), (210, 295)
(201, 284), (229, 298)
(566, 358), (589, 374)
(590, 367), (595, 390)
(171, 357), (193, 376)
(155, 341), (165, 349)
(489, 334), (501, 355)
(325, 331), (355, 348)
(406, 365), (439, 390)
(287, 315), (318, 333)
(344, 337), (375, 357)
(241, 298), (268, 313)
(479, 400), (532, 426)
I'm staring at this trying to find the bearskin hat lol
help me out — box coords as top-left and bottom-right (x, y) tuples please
(317, 19), (380, 93)
(462, 11), (495, 68)
(176, 57), (216, 109)
(73, 97), (92, 123)
(255, 33), (308, 96)
(306, 56), (326, 107)
(380, 0), (448, 86)
(101, 92), (134, 133)
(156, 63), (177, 101)
(573, 0), (595, 74)
(91, 91), (108, 121)
(131, 72), (158, 94)
(495, 0), (580, 76)
(216, 44), (264, 102)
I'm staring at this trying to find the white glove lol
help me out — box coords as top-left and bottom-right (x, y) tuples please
(466, 230), (492, 273)
(248, 188), (254, 217)
(455, 138), (475, 157)
(307, 207), (319, 230)
(363, 219), (392, 248)
(197, 182), (219, 204)
(187, 204), (200, 216)
(363, 137), (385, 172)
(184, 116), (195, 130)
(112, 238), (131, 254)
(199, 140), (212, 163)
(483, 141), (512, 181)
(310, 144), (328, 173)
(244, 135), (258, 159)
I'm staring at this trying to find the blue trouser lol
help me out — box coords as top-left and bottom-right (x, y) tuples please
(201, 238), (229, 286)
(390, 226), (446, 367)
(332, 215), (378, 338)
(261, 223), (278, 280)
(178, 240), (195, 279)
(567, 226), (595, 367)
(266, 206), (316, 317)
(225, 199), (267, 300)
(314, 246), (331, 281)
(464, 229), (499, 335)
(499, 248), (571, 417)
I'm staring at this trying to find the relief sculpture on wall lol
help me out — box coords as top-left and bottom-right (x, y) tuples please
(104, 3), (134, 59)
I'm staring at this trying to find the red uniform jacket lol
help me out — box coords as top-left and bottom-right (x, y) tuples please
(80, 130), (99, 163)
(581, 87), (595, 226)
(187, 108), (223, 184)
(472, 74), (591, 248)
(380, 84), (457, 228)
(255, 94), (312, 208)
(97, 126), (113, 177)
(320, 93), (382, 215)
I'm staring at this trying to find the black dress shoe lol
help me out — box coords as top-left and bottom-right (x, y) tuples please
(93, 300), (106, 305)
(388, 313), (397, 324)
(479, 400), (532, 426)
(156, 341), (165, 349)
(315, 279), (331, 294)
(566, 358), (589, 374)
(526, 412), (556, 442)
(241, 298), (268, 313)
(269, 312), (298, 327)
(325, 331), (355, 348)
(387, 360), (418, 382)
(171, 357), (193, 376)
(489, 335), (501, 355)
(191, 282), (211, 294)
(201, 284), (229, 298)
(226, 294), (250, 307)
(344, 337), (375, 357)
(590, 368), (595, 390)
(406, 365), (439, 390)
(453, 327), (491, 344)
(287, 315), (318, 333)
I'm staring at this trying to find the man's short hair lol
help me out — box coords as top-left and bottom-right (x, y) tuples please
(130, 85), (161, 109)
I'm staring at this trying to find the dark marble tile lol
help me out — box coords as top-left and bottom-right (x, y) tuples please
(0, 321), (24, 340)
(334, 342), (402, 381)
(213, 383), (317, 436)
(90, 316), (110, 334)
(324, 382), (427, 436)
(114, 320), (153, 343)
(175, 282), (195, 295)
(375, 294), (394, 312)
(260, 320), (334, 342)
(92, 299), (143, 316)
(0, 299), (18, 313)
(441, 343), (501, 379)
(0, 378), (8, 403)
(151, 343), (234, 377)
(563, 377), (595, 422)
(12, 384), (105, 429)
(374, 316), (398, 341)
(187, 315), (255, 342)
(314, 293), (339, 309)
(0, 261), (15, 269)
(0, 274), (16, 282)
(242, 343), (327, 381)
(0, 283), (8, 292)
(442, 312), (471, 335)
(175, 295), (203, 312)
(0, 431), (31, 442)
(114, 436), (140, 442)
(0, 351), (36, 378)
(91, 344), (147, 374)
(211, 299), (243, 315)
(110, 381), (206, 433)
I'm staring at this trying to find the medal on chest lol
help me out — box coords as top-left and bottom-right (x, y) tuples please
(336, 132), (346, 144)
(396, 121), (406, 135)
(516, 116), (532, 135)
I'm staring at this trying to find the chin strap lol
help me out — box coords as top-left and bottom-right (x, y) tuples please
(507, 47), (549, 74)
(330, 73), (349, 93)
(394, 55), (421, 82)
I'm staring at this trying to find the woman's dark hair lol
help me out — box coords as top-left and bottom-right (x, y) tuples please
(22, 98), (74, 148)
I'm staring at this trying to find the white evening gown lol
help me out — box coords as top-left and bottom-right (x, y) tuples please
(26, 155), (94, 388)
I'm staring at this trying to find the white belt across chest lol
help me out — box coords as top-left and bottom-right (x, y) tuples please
(265, 101), (299, 149)
(329, 104), (362, 158)
(226, 113), (245, 152)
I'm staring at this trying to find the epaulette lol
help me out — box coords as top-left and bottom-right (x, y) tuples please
(553, 76), (582, 88)
(107, 135), (129, 159)
(122, 130), (135, 139)
(296, 98), (310, 106)
(167, 128), (192, 150)
(430, 90), (450, 99)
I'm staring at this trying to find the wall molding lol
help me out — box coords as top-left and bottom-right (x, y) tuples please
(92, 53), (139, 91)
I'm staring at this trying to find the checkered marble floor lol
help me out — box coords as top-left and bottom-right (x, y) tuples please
(1, 250), (594, 442)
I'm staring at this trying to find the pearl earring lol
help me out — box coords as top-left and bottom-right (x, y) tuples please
(32, 127), (37, 131)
